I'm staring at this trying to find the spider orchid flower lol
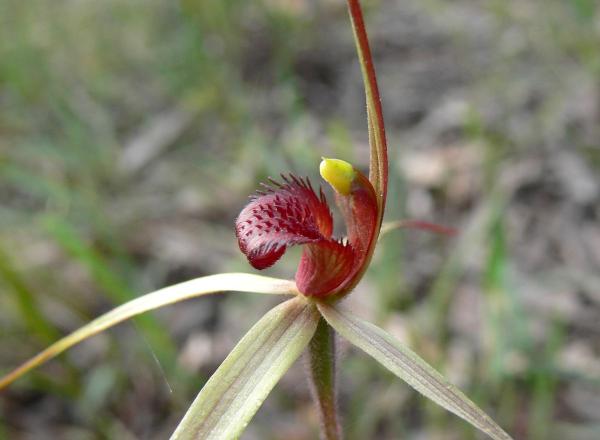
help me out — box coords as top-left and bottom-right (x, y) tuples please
(236, 158), (378, 298)
(236, 158), (458, 299)
(0, 1), (512, 440)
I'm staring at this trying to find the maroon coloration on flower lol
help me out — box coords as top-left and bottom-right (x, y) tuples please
(236, 175), (333, 270)
(235, 171), (379, 297)
(296, 240), (354, 296)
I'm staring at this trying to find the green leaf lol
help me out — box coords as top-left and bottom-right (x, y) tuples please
(0, 273), (296, 390)
(318, 303), (513, 440)
(171, 296), (319, 440)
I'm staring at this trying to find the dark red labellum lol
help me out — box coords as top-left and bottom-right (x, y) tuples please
(235, 172), (378, 297)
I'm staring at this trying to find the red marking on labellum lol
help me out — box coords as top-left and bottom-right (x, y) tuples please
(236, 175), (334, 271)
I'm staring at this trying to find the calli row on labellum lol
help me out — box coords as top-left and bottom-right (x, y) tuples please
(235, 158), (378, 298)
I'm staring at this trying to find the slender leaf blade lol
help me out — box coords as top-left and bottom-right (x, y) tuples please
(0, 245), (61, 343)
(171, 296), (319, 440)
(318, 303), (513, 440)
(0, 273), (296, 390)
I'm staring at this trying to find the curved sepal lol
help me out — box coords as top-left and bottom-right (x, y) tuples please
(347, 0), (388, 216)
(171, 296), (319, 439)
(318, 302), (513, 440)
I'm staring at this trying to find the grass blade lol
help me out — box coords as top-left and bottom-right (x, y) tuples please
(0, 273), (297, 390)
(0, 245), (61, 343)
(318, 303), (513, 440)
(171, 296), (319, 440)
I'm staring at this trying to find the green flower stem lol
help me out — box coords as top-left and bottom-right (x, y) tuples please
(307, 318), (342, 440)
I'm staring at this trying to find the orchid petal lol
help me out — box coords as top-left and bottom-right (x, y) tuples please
(171, 296), (319, 440)
(318, 303), (513, 440)
(0, 273), (296, 390)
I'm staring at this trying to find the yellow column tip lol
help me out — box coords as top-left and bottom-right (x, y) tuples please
(319, 157), (356, 195)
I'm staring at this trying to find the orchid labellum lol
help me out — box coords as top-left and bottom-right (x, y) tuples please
(236, 158), (378, 298)
(0, 1), (513, 440)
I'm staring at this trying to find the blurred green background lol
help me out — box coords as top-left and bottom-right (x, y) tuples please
(1, 0), (600, 439)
